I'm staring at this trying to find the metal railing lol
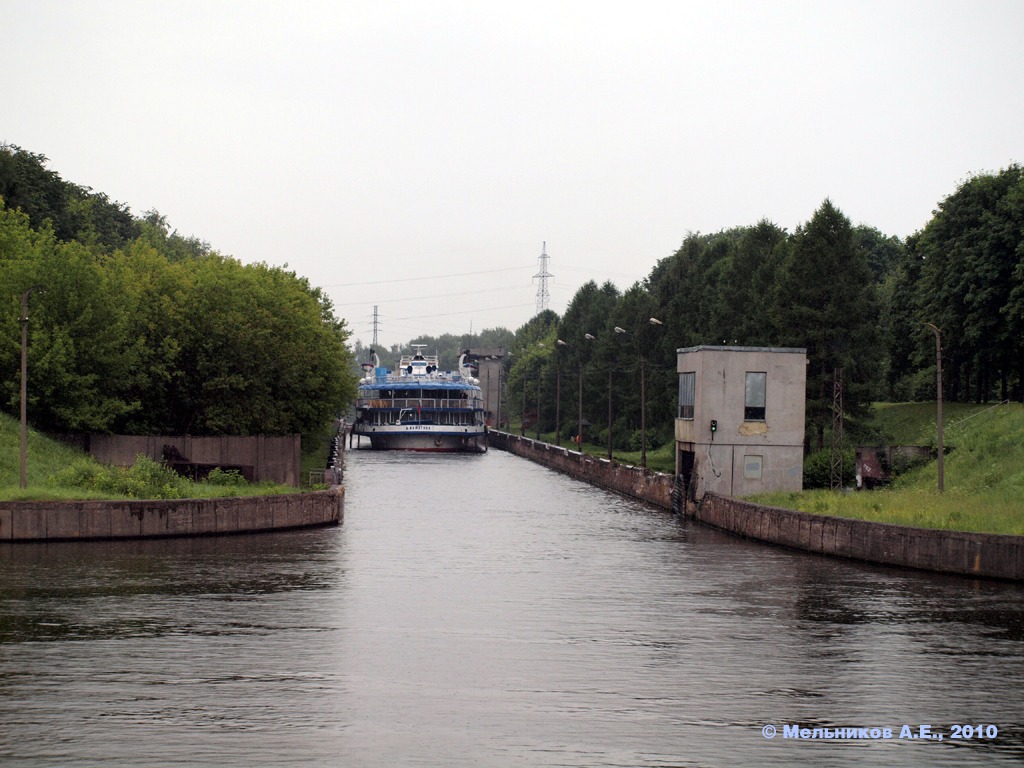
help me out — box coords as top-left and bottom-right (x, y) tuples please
(357, 398), (482, 410)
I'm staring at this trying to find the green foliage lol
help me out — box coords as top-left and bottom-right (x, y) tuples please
(51, 455), (187, 499)
(204, 467), (247, 487)
(802, 448), (856, 490)
(0, 147), (358, 437)
(772, 200), (883, 447)
(0, 144), (138, 251)
(898, 165), (1024, 402)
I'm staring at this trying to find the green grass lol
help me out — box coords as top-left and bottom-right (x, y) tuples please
(0, 411), (301, 501)
(507, 423), (676, 473)
(755, 401), (1024, 535)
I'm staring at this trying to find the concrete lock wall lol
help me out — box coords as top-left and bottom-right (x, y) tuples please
(489, 432), (675, 509)
(490, 431), (1024, 581)
(696, 493), (1024, 581)
(88, 434), (302, 486)
(0, 488), (343, 542)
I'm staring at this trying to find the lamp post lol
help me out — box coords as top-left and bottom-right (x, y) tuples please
(615, 317), (662, 467)
(535, 341), (546, 441)
(20, 285), (44, 489)
(555, 339), (567, 445)
(924, 322), (944, 493)
(580, 333), (595, 458)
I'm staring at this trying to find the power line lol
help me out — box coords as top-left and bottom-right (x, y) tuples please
(391, 302), (535, 321)
(333, 283), (526, 308)
(323, 264), (532, 288)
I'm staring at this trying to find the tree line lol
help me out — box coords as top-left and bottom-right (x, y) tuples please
(1, 144), (358, 438)
(501, 165), (1023, 454)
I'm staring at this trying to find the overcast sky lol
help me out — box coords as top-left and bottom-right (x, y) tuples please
(5, 0), (1022, 348)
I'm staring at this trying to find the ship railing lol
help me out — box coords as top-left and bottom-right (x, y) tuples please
(357, 397), (483, 410)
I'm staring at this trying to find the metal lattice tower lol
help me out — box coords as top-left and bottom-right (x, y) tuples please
(371, 305), (380, 348)
(830, 367), (844, 490)
(533, 241), (553, 314)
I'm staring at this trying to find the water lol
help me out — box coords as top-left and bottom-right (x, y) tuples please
(1, 449), (1022, 766)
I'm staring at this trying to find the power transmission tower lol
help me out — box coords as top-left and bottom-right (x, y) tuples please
(371, 305), (380, 348)
(830, 367), (844, 490)
(533, 241), (552, 314)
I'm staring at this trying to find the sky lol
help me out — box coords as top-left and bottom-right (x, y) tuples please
(4, 0), (1023, 350)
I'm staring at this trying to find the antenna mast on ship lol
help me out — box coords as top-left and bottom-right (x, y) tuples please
(533, 241), (552, 314)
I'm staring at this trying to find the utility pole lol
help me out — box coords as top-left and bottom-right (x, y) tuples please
(20, 285), (43, 489)
(925, 323), (944, 493)
(830, 368), (844, 490)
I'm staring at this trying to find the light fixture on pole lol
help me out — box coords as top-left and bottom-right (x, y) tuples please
(579, 334), (595, 458)
(611, 318), (663, 467)
(640, 318), (663, 467)
(555, 339), (567, 446)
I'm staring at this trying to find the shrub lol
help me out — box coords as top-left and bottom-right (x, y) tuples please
(50, 455), (187, 499)
(205, 467), (248, 487)
(803, 448), (856, 490)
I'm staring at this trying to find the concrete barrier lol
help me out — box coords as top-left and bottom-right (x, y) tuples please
(0, 488), (343, 542)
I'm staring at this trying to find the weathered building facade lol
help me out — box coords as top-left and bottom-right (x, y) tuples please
(675, 345), (806, 500)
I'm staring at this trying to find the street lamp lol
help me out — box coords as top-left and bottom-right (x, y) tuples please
(555, 339), (567, 445)
(579, 334), (595, 458)
(20, 285), (44, 489)
(924, 322), (944, 493)
(614, 318), (662, 467)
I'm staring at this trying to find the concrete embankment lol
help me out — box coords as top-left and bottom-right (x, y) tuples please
(490, 431), (1024, 581)
(697, 493), (1024, 581)
(489, 431), (674, 508)
(0, 488), (343, 542)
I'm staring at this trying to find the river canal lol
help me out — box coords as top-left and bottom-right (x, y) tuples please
(1, 449), (1022, 766)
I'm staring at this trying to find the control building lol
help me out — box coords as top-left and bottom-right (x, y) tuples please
(675, 345), (806, 501)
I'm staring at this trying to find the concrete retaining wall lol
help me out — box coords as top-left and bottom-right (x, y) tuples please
(0, 488), (343, 542)
(697, 493), (1024, 581)
(490, 431), (1024, 581)
(489, 431), (674, 509)
(88, 434), (302, 486)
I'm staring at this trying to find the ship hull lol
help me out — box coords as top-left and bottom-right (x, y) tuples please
(352, 426), (487, 453)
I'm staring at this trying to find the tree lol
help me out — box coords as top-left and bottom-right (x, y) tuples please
(771, 200), (882, 449)
(708, 221), (788, 347)
(914, 165), (1024, 402)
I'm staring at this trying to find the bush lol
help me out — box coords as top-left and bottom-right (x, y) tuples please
(205, 467), (247, 487)
(51, 455), (187, 499)
(803, 448), (856, 490)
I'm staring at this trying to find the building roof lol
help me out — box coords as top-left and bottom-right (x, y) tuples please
(676, 344), (807, 355)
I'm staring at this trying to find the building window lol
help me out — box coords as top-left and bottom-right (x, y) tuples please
(678, 372), (695, 419)
(745, 372), (766, 421)
(743, 454), (763, 479)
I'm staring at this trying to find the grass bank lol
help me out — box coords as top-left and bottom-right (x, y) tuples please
(755, 401), (1024, 535)
(0, 412), (300, 501)
(509, 425), (676, 474)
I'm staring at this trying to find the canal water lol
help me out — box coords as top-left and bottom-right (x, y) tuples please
(1, 449), (1022, 767)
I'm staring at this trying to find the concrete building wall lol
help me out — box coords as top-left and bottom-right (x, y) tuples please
(675, 346), (806, 498)
(466, 348), (505, 428)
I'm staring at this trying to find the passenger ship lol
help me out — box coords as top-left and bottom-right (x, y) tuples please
(351, 346), (487, 452)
